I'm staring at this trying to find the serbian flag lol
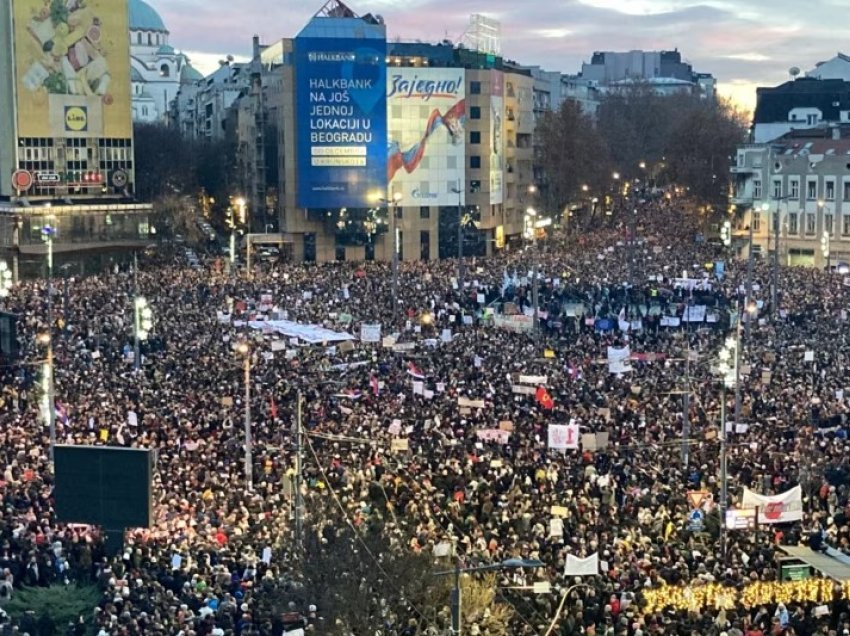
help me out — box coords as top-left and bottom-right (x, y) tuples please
(407, 362), (426, 380)
(370, 375), (380, 396)
(269, 397), (278, 420)
(334, 389), (363, 400)
(535, 386), (554, 410)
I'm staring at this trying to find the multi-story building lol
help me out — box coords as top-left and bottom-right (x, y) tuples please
(273, 0), (535, 263)
(562, 49), (716, 115)
(172, 59), (251, 140)
(752, 77), (850, 144)
(730, 125), (850, 268)
(129, 0), (202, 123)
(806, 53), (850, 82)
(0, 0), (153, 277)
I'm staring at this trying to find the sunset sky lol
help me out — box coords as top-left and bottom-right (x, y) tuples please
(157, 0), (848, 113)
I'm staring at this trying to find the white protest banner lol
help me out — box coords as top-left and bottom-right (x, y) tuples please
(511, 385), (537, 395)
(660, 315), (681, 327)
(441, 329), (453, 343)
(607, 346), (632, 374)
(804, 350), (814, 362)
(682, 305), (707, 322)
(581, 433), (597, 452)
(391, 438), (410, 452)
(548, 423), (579, 450)
(550, 517), (564, 538)
(388, 420), (402, 435)
(518, 375), (547, 386)
(382, 335), (397, 348)
(493, 314), (534, 333)
(433, 542), (453, 558)
(271, 340), (286, 352)
(477, 429), (511, 444)
(741, 485), (803, 524)
(458, 397), (486, 409)
(412, 381), (424, 396)
(360, 323), (382, 343)
(564, 553), (599, 576)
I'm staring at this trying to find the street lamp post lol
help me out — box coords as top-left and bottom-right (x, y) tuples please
(0, 261), (12, 301)
(41, 224), (56, 463)
(525, 206), (540, 335)
(451, 180), (465, 293)
(717, 332), (739, 561)
(819, 200), (831, 271)
(236, 342), (253, 491)
(437, 558), (544, 636)
(373, 192), (403, 320)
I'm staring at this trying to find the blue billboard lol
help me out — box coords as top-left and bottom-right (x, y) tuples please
(295, 36), (387, 209)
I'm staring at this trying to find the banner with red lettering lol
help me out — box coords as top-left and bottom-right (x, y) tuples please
(548, 423), (579, 450)
(741, 485), (803, 524)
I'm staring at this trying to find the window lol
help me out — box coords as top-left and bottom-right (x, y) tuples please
(470, 81), (481, 95)
(844, 182), (850, 201)
(789, 179), (799, 200)
(753, 180), (762, 199)
(470, 180), (481, 193)
(751, 212), (760, 232)
(136, 33), (142, 45)
(806, 213), (815, 235)
(419, 206), (430, 219)
(160, 64), (170, 78)
(788, 213), (798, 235)
(470, 106), (481, 119)
(469, 131), (481, 144)
(807, 180), (817, 200)
(772, 179), (782, 199)
(470, 156), (481, 169)
(844, 215), (850, 236)
(807, 113), (818, 125)
(147, 33), (152, 46)
(826, 180), (835, 201)
(825, 213), (833, 235)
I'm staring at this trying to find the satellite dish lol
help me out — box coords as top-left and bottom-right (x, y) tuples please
(789, 67), (800, 78)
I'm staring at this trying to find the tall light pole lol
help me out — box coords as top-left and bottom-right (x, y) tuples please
(525, 206), (540, 335)
(717, 331), (739, 561)
(819, 200), (831, 271)
(236, 342), (253, 491)
(41, 224), (56, 464)
(0, 261), (12, 300)
(451, 180), (465, 293)
(437, 558), (544, 636)
(373, 191), (403, 320)
(133, 295), (153, 371)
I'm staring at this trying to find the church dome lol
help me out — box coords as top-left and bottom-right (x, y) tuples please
(129, 0), (168, 33)
(180, 65), (205, 84)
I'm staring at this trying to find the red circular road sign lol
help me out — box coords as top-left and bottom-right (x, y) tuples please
(11, 170), (33, 192)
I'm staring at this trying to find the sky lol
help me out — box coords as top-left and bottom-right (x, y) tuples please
(157, 0), (850, 113)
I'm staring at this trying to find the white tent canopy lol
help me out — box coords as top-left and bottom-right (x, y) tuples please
(248, 320), (355, 344)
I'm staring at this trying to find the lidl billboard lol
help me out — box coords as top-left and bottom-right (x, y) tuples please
(12, 0), (132, 139)
(295, 36), (387, 209)
(387, 68), (466, 207)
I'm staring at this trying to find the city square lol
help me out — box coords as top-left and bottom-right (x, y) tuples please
(1, 1), (850, 635)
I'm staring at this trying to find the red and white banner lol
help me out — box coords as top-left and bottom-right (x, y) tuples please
(548, 423), (579, 450)
(741, 485), (803, 524)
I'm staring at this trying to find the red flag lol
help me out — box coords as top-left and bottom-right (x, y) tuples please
(269, 397), (278, 420)
(535, 386), (554, 410)
(407, 362), (425, 379)
(370, 375), (380, 396)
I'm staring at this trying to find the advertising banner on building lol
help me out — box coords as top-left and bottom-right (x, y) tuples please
(387, 68), (466, 207)
(489, 70), (504, 205)
(294, 35), (387, 209)
(13, 0), (132, 139)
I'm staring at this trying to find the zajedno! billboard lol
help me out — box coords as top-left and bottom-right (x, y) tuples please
(13, 0), (132, 139)
(387, 68), (466, 207)
(294, 36), (387, 209)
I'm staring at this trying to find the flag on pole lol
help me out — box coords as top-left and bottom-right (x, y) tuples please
(535, 386), (554, 410)
(269, 397), (278, 420)
(407, 362), (426, 379)
(55, 401), (69, 425)
(370, 374), (380, 396)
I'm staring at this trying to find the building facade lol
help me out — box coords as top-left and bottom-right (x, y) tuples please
(273, 1), (534, 263)
(752, 77), (850, 144)
(129, 0), (202, 123)
(0, 0), (153, 277)
(730, 126), (850, 269)
(562, 49), (716, 115)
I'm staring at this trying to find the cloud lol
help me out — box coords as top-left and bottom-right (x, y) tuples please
(153, 0), (847, 108)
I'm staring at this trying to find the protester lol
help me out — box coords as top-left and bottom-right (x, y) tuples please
(0, 191), (848, 635)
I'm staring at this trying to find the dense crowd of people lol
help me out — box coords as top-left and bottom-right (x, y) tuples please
(1, 193), (850, 635)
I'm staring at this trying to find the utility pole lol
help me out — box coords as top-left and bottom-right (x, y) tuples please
(745, 217), (755, 340)
(294, 390), (304, 552)
(531, 230), (539, 336)
(772, 200), (780, 319)
(43, 225), (56, 464)
(456, 179), (465, 294)
(719, 383), (728, 562)
(133, 251), (140, 371)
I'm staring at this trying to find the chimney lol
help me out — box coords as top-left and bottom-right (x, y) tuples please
(253, 35), (261, 60)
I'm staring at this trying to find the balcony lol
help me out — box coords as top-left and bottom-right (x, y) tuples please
(730, 165), (759, 174)
(730, 195), (754, 206)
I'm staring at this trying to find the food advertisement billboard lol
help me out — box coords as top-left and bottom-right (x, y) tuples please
(13, 0), (131, 139)
(387, 68), (466, 207)
(294, 35), (387, 209)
